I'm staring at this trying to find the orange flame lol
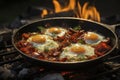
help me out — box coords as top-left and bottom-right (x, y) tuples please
(76, 2), (100, 22)
(41, 9), (48, 18)
(53, 0), (76, 13)
(41, 0), (100, 22)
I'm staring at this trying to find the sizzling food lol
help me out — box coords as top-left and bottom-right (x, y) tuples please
(16, 26), (111, 62)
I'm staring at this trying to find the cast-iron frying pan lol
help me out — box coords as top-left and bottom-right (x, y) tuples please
(12, 17), (118, 70)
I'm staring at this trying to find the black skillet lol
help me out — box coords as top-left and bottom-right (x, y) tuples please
(12, 17), (118, 70)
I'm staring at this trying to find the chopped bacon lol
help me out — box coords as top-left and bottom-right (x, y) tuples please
(69, 31), (84, 43)
(61, 39), (70, 47)
(54, 35), (66, 42)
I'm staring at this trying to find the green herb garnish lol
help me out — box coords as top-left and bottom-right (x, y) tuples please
(44, 47), (49, 52)
(78, 39), (84, 44)
(37, 26), (45, 32)
(73, 25), (81, 31)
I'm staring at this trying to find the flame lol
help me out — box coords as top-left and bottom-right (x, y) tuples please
(53, 0), (76, 13)
(41, 9), (48, 18)
(76, 2), (100, 22)
(41, 0), (101, 22)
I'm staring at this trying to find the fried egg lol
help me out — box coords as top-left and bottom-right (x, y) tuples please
(44, 27), (67, 37)
(60, 43), (95, 61)
(27, 34), (59, 52)
(84, 32), (104, 45)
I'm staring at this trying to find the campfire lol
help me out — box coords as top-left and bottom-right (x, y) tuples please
(41, 0), (100, 22)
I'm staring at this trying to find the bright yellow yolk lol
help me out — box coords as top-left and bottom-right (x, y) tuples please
(32, 35), (46, 43)
(71, 46), (85, 54)
(85, 33), (98, 40)
(49, 27), (61, 34)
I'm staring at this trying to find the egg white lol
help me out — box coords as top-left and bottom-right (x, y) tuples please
(44, 27), (67, 38)
(27, 34), (59, 52)
(60, 43), (95, 61)
(84, 32), (104, 45)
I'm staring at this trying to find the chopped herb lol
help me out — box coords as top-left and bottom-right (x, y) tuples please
(44, 47), (49, 52)
(37, 26), (45, 32)
(78, 55), (87, 60)
(78, 39), (84, 44)
(73, 25), (81, 31)
(51, 33), (56, 37)
(64, 49), (68, 52)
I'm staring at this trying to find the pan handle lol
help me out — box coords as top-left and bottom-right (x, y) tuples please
(103, 54), (120, 62)
(107, 23), (120, 49)
(108, 23), (120, 33)
(101, 23), (120, 62)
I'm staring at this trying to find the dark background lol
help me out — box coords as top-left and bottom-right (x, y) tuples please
(0, 0), (120, 24)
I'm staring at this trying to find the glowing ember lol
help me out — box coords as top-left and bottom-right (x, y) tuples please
(41, 0), (101, 22)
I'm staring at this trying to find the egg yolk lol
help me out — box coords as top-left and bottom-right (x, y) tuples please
(49, 27), (61, 34)
(71, 46), (85, 54)
(85, 33), (98, 40)
(32, 35), (46, 43)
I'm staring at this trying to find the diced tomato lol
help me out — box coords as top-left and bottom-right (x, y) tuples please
(94, 42), (111, 56)
(20, 47), (29, 54)
(22, 33), (30, 39)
